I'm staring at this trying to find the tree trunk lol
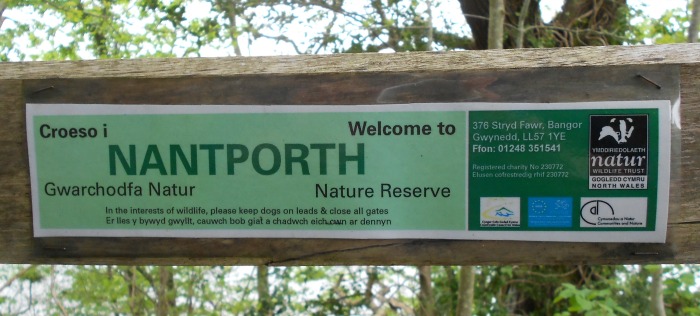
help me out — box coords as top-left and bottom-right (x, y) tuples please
(650, 265), (666, 316)
(456, 266), (475, 316)
(417, 266), (436, 316)
(689, 0), (700, 43)
(488, 0), (505, 49)
(459, 0), (489, 49)
(157, 266), (174, 316)
(257, 265), (273, 316)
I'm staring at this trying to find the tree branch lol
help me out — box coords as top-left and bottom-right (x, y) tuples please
(257, 265), (272, 316)
(50, 266), (69, 316)
(520, 267), (578, 279)
(690, 0), (700, 43)
(135, 266), (157, 289)
(120, 267), (156, 308)
(0, 265), (36, 293)
(488, 0), (505, 49)
(650, 265), (666, 316)
(299, 0), (367, 25)
(313, 8), (339, 54)
(364, 266), (376, 308)
(371, 0), (398, 49)
(215, 0), (243, 56)
(256, 32), (303, 54)
(0, 1), (7, 30)
(515, 0), (531, 48)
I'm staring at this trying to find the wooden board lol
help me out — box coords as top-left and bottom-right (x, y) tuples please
(1, 44), (700, 265)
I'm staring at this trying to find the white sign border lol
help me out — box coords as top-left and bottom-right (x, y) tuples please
(27, 101), (672, 242)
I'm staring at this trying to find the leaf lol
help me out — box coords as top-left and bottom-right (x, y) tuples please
(574, 294), (594, 311)
(664, 278), (682, 292)
(680, 272), (696, 286)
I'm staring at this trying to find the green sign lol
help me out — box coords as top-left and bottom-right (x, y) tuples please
(27, 102), (670, 242)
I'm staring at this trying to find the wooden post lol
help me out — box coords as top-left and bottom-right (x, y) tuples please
(1, 44), (700, 265)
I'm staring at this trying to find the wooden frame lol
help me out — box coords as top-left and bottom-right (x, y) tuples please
(1, 44), (699, 265)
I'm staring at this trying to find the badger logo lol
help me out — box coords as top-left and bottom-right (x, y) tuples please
(598, 117), (635, 144)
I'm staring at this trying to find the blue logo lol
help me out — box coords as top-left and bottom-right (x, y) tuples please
(495, 207), (514, 218)
(528, 197), (573, 228)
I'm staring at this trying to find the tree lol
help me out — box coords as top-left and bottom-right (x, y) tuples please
(551, 0), (629, 46)
(460, 0), (631, 49)
(0, 0), (654, 59)
(1, 0), (475, 60)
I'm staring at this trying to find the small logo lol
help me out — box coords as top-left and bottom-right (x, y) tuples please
(589, 114), (648, 190)
(480, 197), (520, 228)
(580, 200), (614, 226)
(579, 197), (647, 228)
(494, 207), (514, 217)
(528, 197), (573, 228)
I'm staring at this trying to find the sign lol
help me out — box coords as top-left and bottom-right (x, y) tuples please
(26, 101), (671, 242)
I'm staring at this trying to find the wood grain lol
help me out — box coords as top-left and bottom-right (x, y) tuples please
(2, 44), (699, 80)
(1, 44), (699, 265)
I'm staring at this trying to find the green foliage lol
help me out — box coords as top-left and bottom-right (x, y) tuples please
(661, 264), (700, 315)
(628, 3), (693, 45)
(1, 263), (700, 315)
(2, 0), (693, 60)
(303, 266), (417, 315)
(431, 266), (459, 314)
(0, 0), (474, 60)
(554, 283), (630, 316)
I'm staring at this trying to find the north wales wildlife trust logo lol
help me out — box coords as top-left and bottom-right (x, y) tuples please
(589, 114), (648, 190)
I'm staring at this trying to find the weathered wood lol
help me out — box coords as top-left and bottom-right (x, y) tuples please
(1, 44), (700, 265)
(20, 65), (679, 105)
(2, 44), (699, 80)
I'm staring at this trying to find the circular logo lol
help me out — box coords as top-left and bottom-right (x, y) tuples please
(580, 200), (614, 225)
